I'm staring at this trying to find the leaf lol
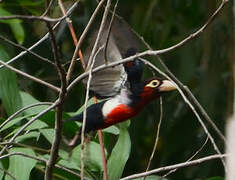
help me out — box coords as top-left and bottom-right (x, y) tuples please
(20, 91), (50, 115)
(40, 128), (54, 144)
(40, 128), (69, 159)
(6, 148), (37, 180)
(58, 159), (79, 170)
(25, 119), (48, 131)
(0, 45), (22, 116)
(107, 122), (131, 180)
(0, 161), (4, 180)
(205, 177), (224, 180)
(102, 125), (120, 135)
(71, 141), (105, 172)
(0, 114), (32, 133)
(15, 131), (40, 142)
(0, 7), (25, 44)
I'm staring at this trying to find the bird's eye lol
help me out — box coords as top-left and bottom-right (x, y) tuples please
(152, 81), (158, 86)
(146, 80), (160, 88)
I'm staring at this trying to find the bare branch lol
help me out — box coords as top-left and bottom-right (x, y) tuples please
(0, 35), (55, 66)
(0, 102), (57, 156)
(162, 136), (209, 178)
(0, 14), (67, 23)
(0, 59), (60, 92)
(69, 0), (106, 71)
(143, 97), (163, 180)
(0, 102), (53, 131)
(0, 1), (80, 69)
(0, 167), (16, 180)
(0, 152), (90, 180)
(104, 0), (120, 65)
(121, 154), (228, 180)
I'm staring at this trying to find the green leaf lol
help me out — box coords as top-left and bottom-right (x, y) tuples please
(205, 177), (224, 180)
(25, 119), (48, 131)
(0, 161), (4, 180)
(0, 114), (32, 133)
(0, 7), (25, 44)
(15, 131), (40, 142)
(58, 159), (80, 170)
(20, 91), (51, 115)
(71, 141), (105, 172)
(6, 148), (37, 180)
(40, 128), (54, 144)
(0, 45), (22, 116)
(107, 124), (131, 179)
(102, 125), (120, 135)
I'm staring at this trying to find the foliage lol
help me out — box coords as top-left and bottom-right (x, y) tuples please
(0, 0), (232, 179)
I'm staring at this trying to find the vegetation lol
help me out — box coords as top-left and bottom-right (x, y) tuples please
(0, 0), (233, 180)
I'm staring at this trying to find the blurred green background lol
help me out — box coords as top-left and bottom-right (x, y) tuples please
(0, 0), (233, 179)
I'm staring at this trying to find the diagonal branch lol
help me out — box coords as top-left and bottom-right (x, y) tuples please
(0, 59), (60, 92)
(0, 1), (80, 70)
(0, 35), (54, 66)
(121, 154), (228, 180)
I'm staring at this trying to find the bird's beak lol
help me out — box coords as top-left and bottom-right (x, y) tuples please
(158, 80), (177, 92)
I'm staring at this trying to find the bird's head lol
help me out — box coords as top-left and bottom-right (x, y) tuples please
(141, 77), (177, 101)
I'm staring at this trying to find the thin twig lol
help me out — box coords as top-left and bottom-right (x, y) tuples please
(86, 0), (112, 70)
(0, 102), (57, 156)
(69, 0), (106, 72)
(57, 0), (86, 82)
(104, 0), (119, 65)
(0, 14), (67, 23)
(0, 59), (60, 92)
(80, 45), (105, 180)
(143, 97), (163, 180)
(0, 1), (79, 69)
(0, 167), (16, 180)
(161, 136), (209, 179)
(41, 0), (55, 17)
(0, 102), (53, 130)
(0, 152), (90, 180)
(0, 142), (50, 153)
(0, 35), (55, 66)
(120, 154), (228, 180)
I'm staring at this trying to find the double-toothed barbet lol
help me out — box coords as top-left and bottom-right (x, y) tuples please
(67, 77), (176, 133)
(67, 17), (176, 134)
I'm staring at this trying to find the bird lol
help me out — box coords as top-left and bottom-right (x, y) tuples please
(66, 17), (176, 138)
(67, 77), (176, 134)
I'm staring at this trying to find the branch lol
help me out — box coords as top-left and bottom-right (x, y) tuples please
(0, 35), (55, 66)
(57, 0), (86, 82)
(0, 102), (57, 156)
(44, 19), (67, 180)
(0, 1), (80, 69)
(143, 97), (163, 180)
(0, 167), (16, 180)
(0, 152), (90, 180)
(69, 0), (106, 71)
(121, 154), (228, 180)
(0, 59), (60, 92)
(0, 14), (68, 23)
(0, 102), (53, 130)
